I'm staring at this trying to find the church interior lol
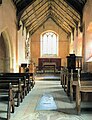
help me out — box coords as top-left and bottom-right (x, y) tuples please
(0, 0), (92, 120)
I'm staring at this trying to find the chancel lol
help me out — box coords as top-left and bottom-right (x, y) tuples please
(37, 58), (61, 73)
(0, 0), (92, 120)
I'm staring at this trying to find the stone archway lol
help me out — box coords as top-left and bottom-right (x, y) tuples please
(0, 31), (13, 72)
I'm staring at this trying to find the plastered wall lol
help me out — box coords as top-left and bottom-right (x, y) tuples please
(83, 0), (92, 72)
(30, 18), (69, 66)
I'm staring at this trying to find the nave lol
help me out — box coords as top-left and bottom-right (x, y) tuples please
(1, 74), (92, 120)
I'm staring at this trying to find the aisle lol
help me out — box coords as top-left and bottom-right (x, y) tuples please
(35, 73), (60, 80)
(8, 79), (92, 120)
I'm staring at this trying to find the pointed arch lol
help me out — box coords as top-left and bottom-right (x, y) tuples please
(1, 30), (13, 72)
(40, 30), (59, 57)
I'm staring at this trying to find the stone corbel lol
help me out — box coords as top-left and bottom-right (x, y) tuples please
(79, 15), (83, 33)
(71, 27), (74, 41)
(79, 24), (83, 33)
(75, 22), (78, 36)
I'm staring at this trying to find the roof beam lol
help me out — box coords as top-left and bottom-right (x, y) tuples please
(64, 0), (83, 15)
(53, 0), (80, 23)
(28, 9), (71, 34)
(51, 7), (73, 31)
(57, 0), (80, 19)
(27, 12), (49, 31)
(21, 0), (48, 22)
(51, 3), (76, 28)
(29, 17), (49, 35)
(51, 13), (72, 33)
(24, 3), (50, 25)
(50, 16), (70, 34)
(26, 8), (50, 30)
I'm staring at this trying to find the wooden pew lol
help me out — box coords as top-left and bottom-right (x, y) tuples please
(76, 69), (92, 114)
(60, 67), (68, 92)
(0, 73), (28, 97)
(18, 73), (35, 90)
(60, 66), (73, 96)
(69, 69), (92, 102)
(0, 72), (35, 94)
(18, 73), (32, 92)
(0, 83), (14, 120)
(29, 73), (35, 88)
(69, 69), (78, 101)
(0, 78), (22, 107)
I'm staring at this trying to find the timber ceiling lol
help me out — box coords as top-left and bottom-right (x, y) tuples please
(13, 0), (87, 35)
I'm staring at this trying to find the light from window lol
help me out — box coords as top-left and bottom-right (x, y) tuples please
(41, 31), (58, 57)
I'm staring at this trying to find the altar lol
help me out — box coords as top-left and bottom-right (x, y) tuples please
(43, 62), (56, 73)
(38, 58), (61, 73)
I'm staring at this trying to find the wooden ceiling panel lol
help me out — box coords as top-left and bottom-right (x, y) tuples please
(50, 16), (69, 34)
(25, 5), (50, 27)
(29, 16), (49, 35)
(26, 9), (49, 30)
(21, 0), (48, 24)
(13, 0), (87, 34)
(51, 3), (76, 28)
(55, 0), (80, 20)
(21, 0), (48, 19)
(51, 12), (72, 33)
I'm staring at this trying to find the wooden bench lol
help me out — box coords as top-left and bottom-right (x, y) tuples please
(0, 73), (28, 97)
(28, 73), (35, 88)
(0, 83), (14, 120)
(0, 72), (35, 94)
(0, 77), (23, 107)
(76, 69), (92, 114)
(69, 69), (78, 101)
(69, 70), (92, 102)
(16, 73), (35, 90)
(60, 67), (68, 92)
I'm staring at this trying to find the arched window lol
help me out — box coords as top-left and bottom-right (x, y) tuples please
(41, 31), (58, 57)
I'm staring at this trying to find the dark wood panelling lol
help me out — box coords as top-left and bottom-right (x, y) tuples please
(38, 58), (61, 71)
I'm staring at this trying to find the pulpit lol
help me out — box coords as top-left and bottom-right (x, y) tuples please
(66, 54), (82, 71)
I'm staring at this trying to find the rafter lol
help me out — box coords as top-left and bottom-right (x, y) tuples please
(51, 3), (76, 28)
(21, 0), (48, 22)
(29, 17), (49, 35)
(51, 12), (72, 33)
(27, 12), (49, 31)
(13, 0), (86, 35)
(53, 0), (80, 22)
(64, 0), (86, 15)
(26, 8), (50, 30)
(51, 8), (72, 31)
(50, 16), (70, 34)
(24, 2), (50, 26)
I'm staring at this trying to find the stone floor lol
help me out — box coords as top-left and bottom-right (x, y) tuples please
(0, 74), (92, 120)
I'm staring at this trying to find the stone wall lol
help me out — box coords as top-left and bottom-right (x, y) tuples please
(0, 0), (17, 72)
(0, 35), (6, 72)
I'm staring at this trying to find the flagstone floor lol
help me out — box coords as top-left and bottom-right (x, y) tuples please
(0, 74), (92, 120)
